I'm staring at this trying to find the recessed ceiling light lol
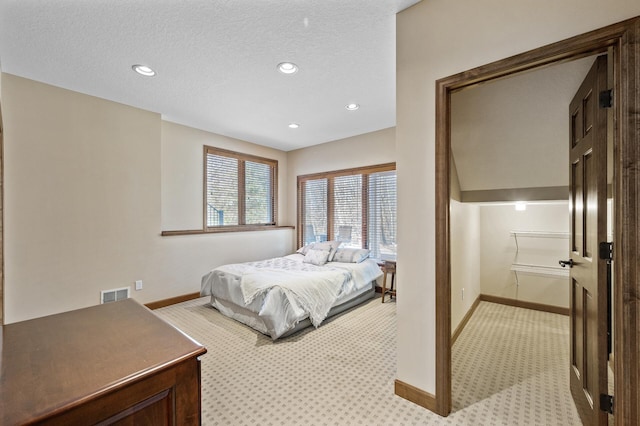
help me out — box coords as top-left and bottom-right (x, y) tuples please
(278, 62), (299, 74)
(288, 123), (300, 129)
(132, 64), (156, 77)
(345, 103), (360, 111)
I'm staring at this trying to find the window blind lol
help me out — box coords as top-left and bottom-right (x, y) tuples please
(302, 178), (328, 244)
(206, 153), (239, 227)
(297, 163), (396, 260)
(204, 146), (277, 230)
(245, 160), (273, 225)
(368, 170), (397, 260)
(333, 174), (362, 248)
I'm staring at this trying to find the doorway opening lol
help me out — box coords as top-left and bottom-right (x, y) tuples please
(448, 53), (609, 423)
(433, 17), (640, 425)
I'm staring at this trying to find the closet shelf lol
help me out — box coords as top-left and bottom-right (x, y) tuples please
(510, 230), (569, 239)
(510, 263), (570, 278)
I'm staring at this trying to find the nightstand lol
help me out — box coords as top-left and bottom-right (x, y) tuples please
(380, 260), (396, 303)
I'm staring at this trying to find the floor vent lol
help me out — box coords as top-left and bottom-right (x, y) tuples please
(101, 287), (130, 304)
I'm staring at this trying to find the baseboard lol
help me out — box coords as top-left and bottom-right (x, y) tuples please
(479, 294), (569, 316)
(145, 292), (201, 310)
(451, 296), (481, 345)
(395, 380), (438, 413)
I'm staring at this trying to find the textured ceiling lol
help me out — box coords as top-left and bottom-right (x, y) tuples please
(451, 55), (597, 193)
(0, 0), (421, 151)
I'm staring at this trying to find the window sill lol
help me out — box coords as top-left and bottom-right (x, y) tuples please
(161, 225), (294, 237)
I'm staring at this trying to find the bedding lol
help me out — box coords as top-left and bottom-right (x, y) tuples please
(201, 253), (382, 339)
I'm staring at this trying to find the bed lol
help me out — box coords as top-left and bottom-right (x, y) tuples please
(200, 243), (383, 339)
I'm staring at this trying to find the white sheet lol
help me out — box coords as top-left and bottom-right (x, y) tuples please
(200, 254), (382, 339)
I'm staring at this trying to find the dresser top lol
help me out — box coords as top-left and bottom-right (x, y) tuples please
(0, 299), (206, 425)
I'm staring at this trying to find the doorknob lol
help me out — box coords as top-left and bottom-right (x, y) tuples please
(559, 259), (574, 268)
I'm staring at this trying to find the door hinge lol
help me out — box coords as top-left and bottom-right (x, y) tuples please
(600, 394), (614, 414)
(599, 242), (613, 261)
(599, 89), (613, 108)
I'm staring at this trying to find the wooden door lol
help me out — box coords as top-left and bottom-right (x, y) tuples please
(568, 55), (608, 426)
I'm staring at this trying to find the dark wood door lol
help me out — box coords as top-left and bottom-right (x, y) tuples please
(568, 55), (608, 426)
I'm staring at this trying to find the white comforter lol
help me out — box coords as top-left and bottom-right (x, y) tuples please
(201, 254), (382, 338)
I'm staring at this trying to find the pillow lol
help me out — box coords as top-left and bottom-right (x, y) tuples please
(310, 240), (341, 261)
(332, 248), (370, 263)
(303, 248), (331, 266)
(296, 243), (315, 255)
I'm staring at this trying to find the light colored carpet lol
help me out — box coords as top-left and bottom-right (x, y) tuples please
(155, 298), (582, 425)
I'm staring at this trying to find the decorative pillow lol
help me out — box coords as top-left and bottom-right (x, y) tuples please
(296, 243), (315, 255)
(303, 248), (331, 266)
(310, 240), (341, 261)
(332, 248), (370, 263)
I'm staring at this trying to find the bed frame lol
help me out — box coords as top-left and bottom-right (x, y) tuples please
(211, 281), (377, 339)
(280, 282), (376, 338)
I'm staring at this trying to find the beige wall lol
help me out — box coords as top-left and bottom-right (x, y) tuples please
(479, 203), (570, 307)
(1, 73), (394, 324)
(396, 0), (640, 395)
(161, 121), (289, 231)
(450, 200), (480, 333)
(2, 74), (293, 323)
(286, 127), (396, 244)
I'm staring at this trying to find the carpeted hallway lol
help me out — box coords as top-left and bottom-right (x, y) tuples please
(155, 297), (582, 425)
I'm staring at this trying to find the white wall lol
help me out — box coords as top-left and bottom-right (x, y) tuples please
(396, 0), (640, 395)
(450, 200), (481, 333)
(2, 74), (293, 323)
(479, 203), (570, 307)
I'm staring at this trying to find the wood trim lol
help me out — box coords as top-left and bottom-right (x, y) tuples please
(203, 145), (278, 167)
(615, 17), (640, 424)
(327, 177), (334, 240)
(436, 18), (633, 91)
(161, 225), (294, 236)
(451, 296), (481, 345)
(434, 62), (452, 417)
(145, 292), (201, 310)
(479, 294), (570, 316)
(202, 145), (208, 231)
(394, 380), (437, 412)
(297, 179), (304, 248)
(435, 16), (640, 422)
(297, 162), (396, 182)
(272, 160), (278, 228)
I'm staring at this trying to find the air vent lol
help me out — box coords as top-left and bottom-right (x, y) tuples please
(100, 287), (130, 304)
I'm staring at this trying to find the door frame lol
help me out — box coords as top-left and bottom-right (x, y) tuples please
(434, 16), (640, 423)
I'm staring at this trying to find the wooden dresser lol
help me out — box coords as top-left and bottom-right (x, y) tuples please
(0, 299), (207, 425)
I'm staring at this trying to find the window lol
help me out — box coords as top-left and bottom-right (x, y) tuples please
(298, 163), (396, 260)
(204, 146), (277, 231)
